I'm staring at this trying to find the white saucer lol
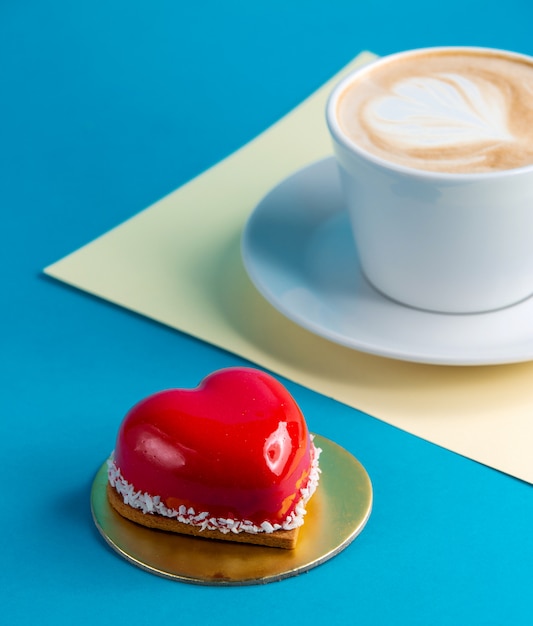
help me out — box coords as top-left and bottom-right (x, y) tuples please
(241, 157), (533, 365)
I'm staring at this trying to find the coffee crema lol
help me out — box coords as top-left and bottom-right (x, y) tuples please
(337, 49), (533, 173)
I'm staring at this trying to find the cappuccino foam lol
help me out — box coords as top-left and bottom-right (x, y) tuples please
(337, 49), (533, 173)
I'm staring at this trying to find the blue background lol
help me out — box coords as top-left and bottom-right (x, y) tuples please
(2, 1), (533, 624)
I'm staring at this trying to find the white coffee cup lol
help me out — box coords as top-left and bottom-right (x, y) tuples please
(326, 47), (533, 313)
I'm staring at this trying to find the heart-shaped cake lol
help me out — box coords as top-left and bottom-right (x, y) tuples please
(107, 367), (321, 549)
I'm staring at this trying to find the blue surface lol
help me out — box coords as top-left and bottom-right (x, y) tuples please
(2, 1), (533, 624)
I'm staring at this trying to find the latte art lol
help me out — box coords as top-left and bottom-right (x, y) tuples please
(337, 50), (533, 173)
(368, 74), (512, 146)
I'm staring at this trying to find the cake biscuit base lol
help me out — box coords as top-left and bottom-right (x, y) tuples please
(106, 484), (299, 549)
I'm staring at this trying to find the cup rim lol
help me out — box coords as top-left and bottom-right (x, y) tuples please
(326, 45), (533, 180)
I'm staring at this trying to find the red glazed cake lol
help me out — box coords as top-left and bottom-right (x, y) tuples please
(107, 367), (321, 549)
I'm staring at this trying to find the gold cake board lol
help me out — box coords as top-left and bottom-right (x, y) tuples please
(91, 434), (372, 585)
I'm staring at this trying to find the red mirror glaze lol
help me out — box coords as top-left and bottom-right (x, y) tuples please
(114, 368), (313, 525)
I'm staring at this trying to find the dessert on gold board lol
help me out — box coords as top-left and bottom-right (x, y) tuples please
(107, 367), (321, 549)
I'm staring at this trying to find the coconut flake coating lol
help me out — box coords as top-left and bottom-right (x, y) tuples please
(107, 442), (321, 534)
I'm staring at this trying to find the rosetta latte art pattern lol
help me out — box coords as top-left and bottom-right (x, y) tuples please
(367, 74), (512, 146)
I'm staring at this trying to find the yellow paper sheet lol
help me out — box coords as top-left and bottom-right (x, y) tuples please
(45, 52), (533, 484)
